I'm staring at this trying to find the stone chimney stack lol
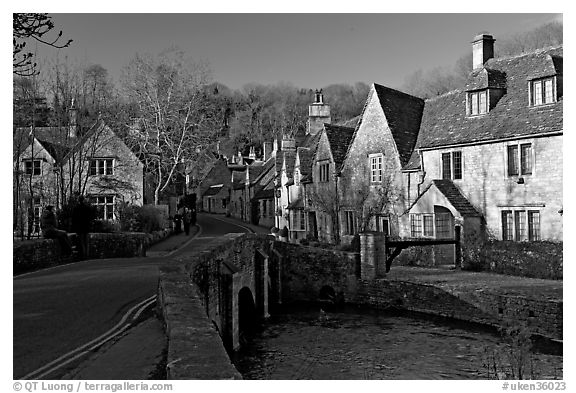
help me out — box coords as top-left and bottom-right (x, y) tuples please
(69, 98), (78, 138)
(281, 133), (296, 151)
(472, 33), (495, 70)
(307, 89), (331, 136)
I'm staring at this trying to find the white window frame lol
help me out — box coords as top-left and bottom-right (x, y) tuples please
(90, 158), (115, 176)
(92, 195), (115, 220)
(506, 141), (533, 177)
(467, 90), (488, 116)
(291, 209), (306, 232)
(369, 153), (383, 183)
(529, 77), (556, 106)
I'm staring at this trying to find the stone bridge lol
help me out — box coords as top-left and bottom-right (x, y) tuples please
(157, 232), (562, 379)
(159, 233), (358, 354)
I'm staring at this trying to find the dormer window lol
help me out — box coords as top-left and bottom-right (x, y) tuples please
(467, 90), (488, 116)
(530, 77), (555, 106)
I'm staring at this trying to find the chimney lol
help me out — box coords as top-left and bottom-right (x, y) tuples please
(307, 89), (331, 136)
(69, 98), (78, 138)
(249, 146), (256, 160)
(281, 133), (296, 151)
(263, 142), (273, 161)
(472, 33), (495, 70)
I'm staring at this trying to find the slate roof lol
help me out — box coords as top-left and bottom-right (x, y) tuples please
(297, 147), (313, 176)
(373, 84), (425, 167)
(254, 187), (274, 200)
(37, 139), (71, 162)
(416, 46), (563, 151)
(324, 124), (355, 171)
(465, 68), (507, 90)
(203, 185), (224, 197)
(432, 180), (480, 217)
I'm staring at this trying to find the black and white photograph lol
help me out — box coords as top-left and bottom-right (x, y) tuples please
(11, 8), (565, 389)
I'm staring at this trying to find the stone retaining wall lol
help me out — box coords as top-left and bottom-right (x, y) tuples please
(13, 229), (172, 275)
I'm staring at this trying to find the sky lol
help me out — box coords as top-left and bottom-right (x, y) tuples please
(26, 12), (563, 91)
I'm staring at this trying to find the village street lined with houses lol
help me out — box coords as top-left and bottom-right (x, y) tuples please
(12, 13), (563, 384)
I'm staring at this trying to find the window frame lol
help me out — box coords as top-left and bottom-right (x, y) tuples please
(440, 150), (463, 180)
(24, 159), (42, 176)
(375, 214), (390, 236)
(529, 77), (556, 107)
(467, 89), (488, 116)
(89, 158), (115, 176)
(318, 162), (330, 183)
(506, 141), (533, 177)
(343, 210), (357, 235)
(369, 153), (383, 184)
(91, 195), (115, 220)
(501, 209), (541, 241)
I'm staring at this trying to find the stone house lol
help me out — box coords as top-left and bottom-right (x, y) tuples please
(198, 158), (234, 214)
(14, 115), (144, 234)
(337, 83), (424, 244)
(405, 35), (563, 245)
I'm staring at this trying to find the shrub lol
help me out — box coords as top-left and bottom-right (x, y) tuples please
(92, 219), (119, 233)
(117, 203), (164, 234)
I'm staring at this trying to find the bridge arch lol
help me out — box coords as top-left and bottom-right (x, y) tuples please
(238, 287), (257, 340)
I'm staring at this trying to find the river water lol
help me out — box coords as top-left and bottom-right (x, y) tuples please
(231, 305), (562, 380)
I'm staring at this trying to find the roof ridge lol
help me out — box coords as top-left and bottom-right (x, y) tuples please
(490, 44), (563, 64)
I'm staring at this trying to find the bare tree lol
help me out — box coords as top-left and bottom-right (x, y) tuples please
(13, 13), (72, 76)
(121, 49), (217, 204)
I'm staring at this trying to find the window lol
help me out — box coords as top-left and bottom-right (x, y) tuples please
(90, 159), (114, 176)
(32, 197), (42, 234)
(92, 195), (115, 220)
(291, 210), (306, 231)
(410, 214), (422, 238)
(435, 213), (452, 239)
(369, 154), (383, 183)
(441, 151), (462, 180)
(343, 211), (356, 235)
(319, 163), (329, 182)
(501, 211), (513, 240)
(24, 159), (41, 176)
(423, 214), (434, 237)
(375, 215), (390, 236)
(530, 78), (555, 106)
(501, 209), (540, 241)
(468, 90), (488, 115)
(507, 143), (532, 177)
(528, 211), (541, 241)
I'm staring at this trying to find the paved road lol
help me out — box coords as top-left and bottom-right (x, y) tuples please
(13, 213), (251, 379)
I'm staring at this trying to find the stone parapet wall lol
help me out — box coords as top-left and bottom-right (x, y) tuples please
(158, 266), (242, 380)
(13, 236), (77, 275)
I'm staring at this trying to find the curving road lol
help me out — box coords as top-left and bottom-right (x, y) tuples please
(13, 213), (251, 379)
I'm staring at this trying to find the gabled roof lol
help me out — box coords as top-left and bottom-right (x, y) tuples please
(281, 151), (297, 176)
(37, 139), (71, 162)
(406, 179), (480, 218)
(417, 46), (563, 151)
(296, 147), (313, 176)
(373, 84), (425, 166)
(324, 124), (355, 171)
(347, 83), (424, 168)
(200, 158), (233, 188)
(432, 180), (480, 217)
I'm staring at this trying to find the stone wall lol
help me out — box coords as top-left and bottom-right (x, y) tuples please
(272, 241), (359, 302)
(13, 236), (77, 275)
(420, 135), (563, 242)
(464, 240), (563, 280)
(13, 230), (169, 275)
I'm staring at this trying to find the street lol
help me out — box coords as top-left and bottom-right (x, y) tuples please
(13, 213), (252, 379)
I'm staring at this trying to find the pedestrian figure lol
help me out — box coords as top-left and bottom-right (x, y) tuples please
(182, 207), (192, 235)
(41, 205), (73, 255)
(173, 213), (182, 234)
(71, 195), (94, 259)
